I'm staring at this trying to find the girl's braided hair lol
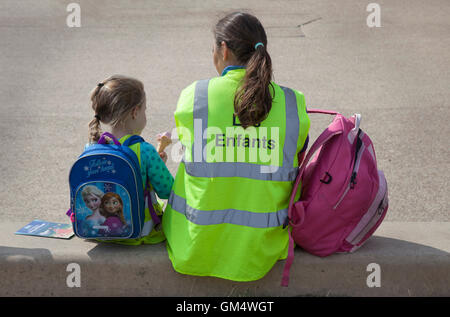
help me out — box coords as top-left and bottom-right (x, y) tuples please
(88, 75), (146, 143)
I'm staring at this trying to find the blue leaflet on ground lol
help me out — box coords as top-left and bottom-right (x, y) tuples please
(15, 220), (74, 239)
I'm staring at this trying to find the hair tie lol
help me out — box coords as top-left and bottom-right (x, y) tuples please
(94, 114), (101, 121)
(254, 42), (264, 50)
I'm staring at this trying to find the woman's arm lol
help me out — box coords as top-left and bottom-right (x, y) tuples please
(298, 135), (309, 166)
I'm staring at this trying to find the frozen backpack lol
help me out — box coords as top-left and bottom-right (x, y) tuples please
(67, 132), (160, 240)
(281, 109), (388, 286)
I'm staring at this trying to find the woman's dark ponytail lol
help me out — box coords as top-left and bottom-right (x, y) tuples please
(234, 43), (273, 128)
(215, 12), (274, 129)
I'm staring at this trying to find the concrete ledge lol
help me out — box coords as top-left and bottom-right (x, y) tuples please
(0, 222), (449, 297)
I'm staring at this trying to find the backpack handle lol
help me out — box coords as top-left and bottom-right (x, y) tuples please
(98, 132), (121, 145)
(308, 108), (361, 132)
(307, 108), (339, 115)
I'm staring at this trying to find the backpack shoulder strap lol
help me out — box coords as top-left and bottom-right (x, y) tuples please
(98, 132), (121, 145)
(123, 135), (161, 226)
(288, 111), (343, 221)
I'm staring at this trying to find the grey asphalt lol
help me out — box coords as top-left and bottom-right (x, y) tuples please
(0, 0), (449, 223)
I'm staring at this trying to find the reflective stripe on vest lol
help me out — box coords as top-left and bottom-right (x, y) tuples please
(169, 79), (303, 229)
(182, 79), (300, 181)
(168, 191), (287, 228)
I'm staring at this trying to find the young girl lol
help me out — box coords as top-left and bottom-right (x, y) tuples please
(87, 74), (174, 244)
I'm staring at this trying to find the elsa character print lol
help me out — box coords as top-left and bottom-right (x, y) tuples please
(81, 185), (106, 235)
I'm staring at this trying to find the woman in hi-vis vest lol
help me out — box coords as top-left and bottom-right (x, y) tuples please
(162, 12), (310, 282)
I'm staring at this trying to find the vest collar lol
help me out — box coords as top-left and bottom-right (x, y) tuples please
(119, 134), (131, 144)
(221, 65), (246, 76)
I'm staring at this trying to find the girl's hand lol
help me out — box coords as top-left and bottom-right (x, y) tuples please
(159, 151), (168, 164)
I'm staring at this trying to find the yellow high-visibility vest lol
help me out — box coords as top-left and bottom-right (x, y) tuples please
(162, 69), (310, 281)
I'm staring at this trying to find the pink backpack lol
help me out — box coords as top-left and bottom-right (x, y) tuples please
(281, 109), (389, 286)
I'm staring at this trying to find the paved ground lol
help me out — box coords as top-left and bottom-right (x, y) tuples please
(1, 222), (449, 296)
(0, 0), (449, 223)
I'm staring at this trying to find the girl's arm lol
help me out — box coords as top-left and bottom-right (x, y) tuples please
(141, 143), (174, 199)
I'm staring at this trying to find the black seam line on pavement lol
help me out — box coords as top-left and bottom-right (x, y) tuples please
(297, 17), (322, 27)
(294, 17), (322, 38)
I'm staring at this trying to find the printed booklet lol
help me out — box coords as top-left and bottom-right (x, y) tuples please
(15, 220), (74, 239)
